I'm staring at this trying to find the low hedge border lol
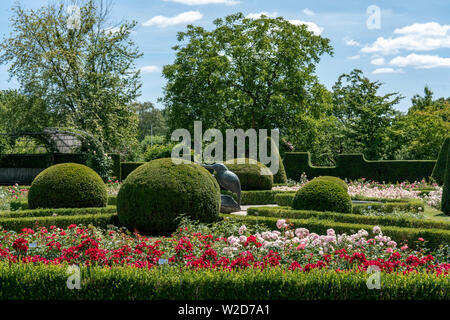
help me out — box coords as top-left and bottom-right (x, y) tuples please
(246, 207), (450, 231)
(0, 206), (117, 219)
(224, 214), (450, 249)
(10, 197), (118, 211)
(275, 193), (424, 213)
(0, 213), (118, 232)
(0, 263), (447, 300)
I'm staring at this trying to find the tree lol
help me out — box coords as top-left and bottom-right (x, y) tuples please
(0, 0), (142, 153)
(161, 12), (333, 135)
(386, 88), (449, 160)
(332, 69), (403, 159)
(133, 102), (168, 140)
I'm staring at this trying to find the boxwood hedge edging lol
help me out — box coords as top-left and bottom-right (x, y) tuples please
(0, 263), (448, 300)
(246, 207), (450, 230)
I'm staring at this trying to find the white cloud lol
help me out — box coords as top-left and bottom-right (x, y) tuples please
(288, 20), (323, 35)
(164, 0), (238, 5)
(140, 65), (160, 73)
(347, 55), (360, 60)
(389, 53), (450, 69)
(344, 38), (361, 47)
(142, 11), (203, 27)
(371, 57), (385, 65)
(394, 22), (450, 36)
(103, 27), (121, 34)
(303, 8), (315, 16)
(362, 22), (450, 55)
(372, 68), (403, 74)
(245, 12), (277, 19)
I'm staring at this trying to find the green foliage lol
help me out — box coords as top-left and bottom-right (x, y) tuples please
(312, 176), (348, 191)
(0, 1), (141, 153)
(292, 179), (352, 213)
(227, 214), (450, 249)
(331, 69), (403, 160)
(162, 12), (333, 134)
(223, 190), (287, 205)
(432, 137), (449, 185)
(117, 158), (221, 235)
(144, 143), (174, 162)
(246, 206), (450, 230)
(225, 158), (273, 190)
(120, 162), (144, 181)
(275, 192), (423, 213)
(441, 143), (450, 215)
(28, 163), (107, 209)
(134, 102), (168, 140)
(266, 137), (287, 184)
(0, 206), (116, 218)
(0, 213), (117, 232)
(1, 263), (448, 300)
(283, 152), (435, 182)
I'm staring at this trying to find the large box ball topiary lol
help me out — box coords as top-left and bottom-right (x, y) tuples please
(28, 163), (107, 209)
(292, 179), (352, 213)
(224, 158), (273, 190)
(117, 158), (221, 235)
(312, 176), (348, 191)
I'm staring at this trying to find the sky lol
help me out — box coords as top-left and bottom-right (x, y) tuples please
(0, 0), (450, 112)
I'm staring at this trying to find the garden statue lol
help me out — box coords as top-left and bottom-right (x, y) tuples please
(201, 163), (241, 213)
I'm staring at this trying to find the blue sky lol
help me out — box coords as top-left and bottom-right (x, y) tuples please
(1, 0), (450, 112)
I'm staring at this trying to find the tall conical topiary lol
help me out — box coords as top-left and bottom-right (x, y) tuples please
(441, 143), (450, 215)
(432, 137), (449, 185)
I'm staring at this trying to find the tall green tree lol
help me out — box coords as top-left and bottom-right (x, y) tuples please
(133, 102), (168, 140)
(162, 12), (333, 134)
(386, 87), (449, 160)
(332, 69), (403, 159)
(0, 0), (142, 153)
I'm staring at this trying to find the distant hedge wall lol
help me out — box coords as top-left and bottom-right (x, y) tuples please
(0, 153), (121, 185)
(120, 162), (145, 181)
(284, 152), (435, 182)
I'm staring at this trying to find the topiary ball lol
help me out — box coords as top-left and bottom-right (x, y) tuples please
(28, 163), (107, 209)
(292, 179), (352, 213)
(116, 158), (221, 235)
(224, 158), (273, 190)
(312, 176), (348, 191)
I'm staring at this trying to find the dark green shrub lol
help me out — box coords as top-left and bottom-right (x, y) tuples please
(0, 206), (116, 219)
(28, 163), (107, 209)
(441, 143), (450, 215)
(0, 213), (117, 232)
(1, 263), (448, 300)
(120, 162), (144, 181)
(266, 137), (287, 184)
(292, 179), (352, 213)
(117, 158), (221, 235)
(144, 143), (174, 162)
(283, 152), (435, 183)
(312, 176), (348, 191)
(432, 137), (449, 185)
(247, 206), (449, 230)
(225, 158), (273, 190)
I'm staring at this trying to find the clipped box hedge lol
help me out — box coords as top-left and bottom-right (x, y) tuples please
(225, 214), (450, 249)
(283, 152), (435, 183)
(120, 162), (145, 181)
(0, 263), (448, 300)
(246, 206), (450, 231)
(0, 206), (116, 219)
(0, 213), (118, 232)
(274, 193), (424, 213)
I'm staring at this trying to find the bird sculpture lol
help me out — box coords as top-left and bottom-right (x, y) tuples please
(201, 163), (241, 213)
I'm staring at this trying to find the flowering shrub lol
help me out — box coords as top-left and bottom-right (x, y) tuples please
(0, 219), (448, 276)
(0, 184), (28, 211)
